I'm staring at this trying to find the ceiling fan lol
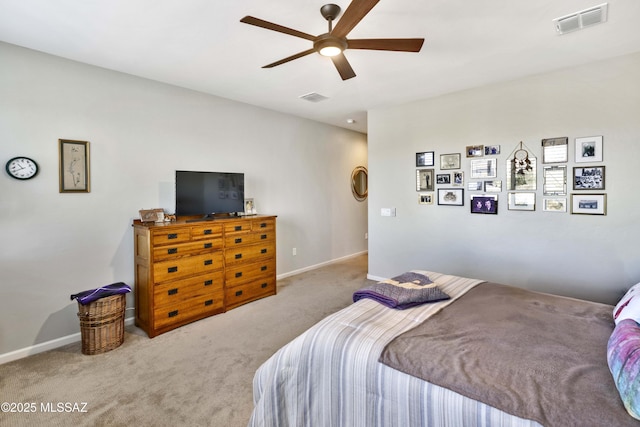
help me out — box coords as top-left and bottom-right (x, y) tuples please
(240, 0), (424, 81)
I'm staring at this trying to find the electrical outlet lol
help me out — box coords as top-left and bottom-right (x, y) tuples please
(292, 247), (297, 256)
(365, 232), (368, 240)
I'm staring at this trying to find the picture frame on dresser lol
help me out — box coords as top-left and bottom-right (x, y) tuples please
(244, 198), (257, 215)
(139, 208), (165, 223)
(59, 139), (90, 193)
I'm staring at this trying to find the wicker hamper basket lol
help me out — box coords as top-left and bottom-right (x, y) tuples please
(77, 293), (126, 355)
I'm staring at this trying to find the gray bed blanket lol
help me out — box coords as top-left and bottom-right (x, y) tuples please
(380, 282), (637, 427)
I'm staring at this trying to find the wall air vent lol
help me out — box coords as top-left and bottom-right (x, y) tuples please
(299, 92), (329, 103)
(553, 3), (608, 35)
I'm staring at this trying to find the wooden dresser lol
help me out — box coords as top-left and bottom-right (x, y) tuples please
(133, 215), (276, 337)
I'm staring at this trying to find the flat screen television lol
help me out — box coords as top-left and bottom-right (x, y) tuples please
(175, 170), (244, 217)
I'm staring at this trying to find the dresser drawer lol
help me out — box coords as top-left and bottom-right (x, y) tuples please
(225, 259), (276, 288)
(154, 272), (224, 308)
(225, 276), (276, 310)
(224, 230), (275, 248)
(252, 218), (275, 232)
(153, 238), (223, 261)
(153, 291), (225, 329)
(224, 241), (276, 265)
(190, 224), (223, 240)
(154, 252), (224, 283)
(223, 221), (252, 235)
(152, 228), (191, 246)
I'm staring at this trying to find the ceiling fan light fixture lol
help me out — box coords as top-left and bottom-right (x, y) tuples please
(319, 45), (342, 57)
(314, 35), (347, 57)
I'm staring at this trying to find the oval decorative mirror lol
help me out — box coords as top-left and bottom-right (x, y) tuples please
(351, 166), (368, 201)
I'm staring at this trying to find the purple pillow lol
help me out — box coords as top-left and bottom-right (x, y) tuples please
(607, 319), (640, 420)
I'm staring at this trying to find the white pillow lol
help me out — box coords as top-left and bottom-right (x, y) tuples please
(614, 283), (640, 324)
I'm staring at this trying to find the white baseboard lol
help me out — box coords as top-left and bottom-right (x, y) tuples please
(366, 273), (387, 282)
(2, 252), (368, 365)
(0, 317), (135, 365)
(276, 250), (368, 280)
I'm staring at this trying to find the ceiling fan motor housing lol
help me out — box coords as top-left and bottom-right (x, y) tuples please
(320, 4), (341, 21)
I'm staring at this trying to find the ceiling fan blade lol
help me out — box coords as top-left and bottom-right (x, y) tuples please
(330, 53), (356, 81)
(240, 16), (316, 41)
(331, 0), (380, 38)
(347, 38), (424, 52)
(262, 49), (316, 68)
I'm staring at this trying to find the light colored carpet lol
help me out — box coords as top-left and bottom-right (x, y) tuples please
(0, 254), (371, 427)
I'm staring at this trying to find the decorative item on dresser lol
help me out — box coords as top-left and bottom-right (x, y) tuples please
(133, 215), (276, 337)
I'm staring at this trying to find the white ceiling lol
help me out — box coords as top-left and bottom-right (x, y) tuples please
(1, 0), (639, 134)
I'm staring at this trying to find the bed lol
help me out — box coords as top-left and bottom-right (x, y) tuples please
(248, 271), (640, 427)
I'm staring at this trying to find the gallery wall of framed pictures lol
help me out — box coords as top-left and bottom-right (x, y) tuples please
(414, 135), (607, 216)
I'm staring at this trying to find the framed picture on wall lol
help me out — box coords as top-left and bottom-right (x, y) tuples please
(416, 151), (435, 167)
(573, 166), (605, 190)
(59, 139), (90, 193)
(571, 193), (606, 215)
(416, 169), (434, 191)
(575, 136), (603, 163)
(470, 195), (498, 214)
(470, 158), (497, 178)
(440, 153), (461, 170)
(508, 192), (536, 211)
(437, 174), (451, 184)
(466, 145), (484, 157)
(543, 165), (567, 196)
(418, 193), (434, 205)
(437, 188), (464, 206)
(542, 137), (568, 163)
(543, 198), (567, 213)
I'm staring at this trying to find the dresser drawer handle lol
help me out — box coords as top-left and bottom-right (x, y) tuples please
(235, 272), (243, 278)
(235, 253), (242, 259)
(204, 243), (212, 249)
(168, 310), (178, 318)
(204, 280), (213, 286)
(235, 290), (243, 297)
(234, 225), (242, 231)
(235, 238), (242, 244)
(168, 233), (178, 240)
(204, 259), (213, 266)
(260, 223), (267, 228)
(261, 283), (268, 289)
(260, 234), (267, 240)
(167, 248), (178, 255)
(168, 288), (178, 296)
(204, 299), (213, 306)
(204, 229), (212, 235)
(261, 266), (267, 271)
(261, 249), (267, 254)
(168, 266), (178, 273)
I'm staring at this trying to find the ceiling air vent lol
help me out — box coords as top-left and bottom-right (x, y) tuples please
(299, 92), (329, 103)
(553, 3), (608, 35)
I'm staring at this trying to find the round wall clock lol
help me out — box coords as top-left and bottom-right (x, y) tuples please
(5, 156), (39, 180)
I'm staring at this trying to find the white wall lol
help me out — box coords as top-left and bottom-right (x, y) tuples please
(0, 42), (367, 356)
(368, 52), (640, 305)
